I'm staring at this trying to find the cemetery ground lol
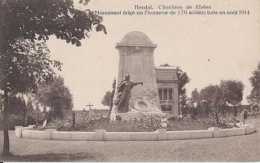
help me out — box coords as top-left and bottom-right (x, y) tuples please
(0, 115), (260, 161)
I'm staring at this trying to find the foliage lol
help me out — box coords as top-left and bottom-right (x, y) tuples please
(57, 116), (231, 132)
(0, 95), (46, 130)
(0, 40), (61, 94)
(191, 88), (200, 103)
(101, 91), (112, 107)
(200, 85), (224, 108)
(248, 62), (260, 105)
(176, 67), (190, 111)
(0, 0), (106, 46)
(7, 96), (27, 115)
(199, 85), (224, 124)
(36, 76), (73, 119)
(220, 80), (244, 105)
(0, 0), (106, 155)
(197, 79), (244, 124)
(176, 67), (190, 96)
(179, 94), (188, 113)
(59, 117), (162, 132)
(0, 113), (25, 130)
(190, 88), (201, 116)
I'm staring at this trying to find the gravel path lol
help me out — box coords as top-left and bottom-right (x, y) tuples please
(0, 117), (259, 161)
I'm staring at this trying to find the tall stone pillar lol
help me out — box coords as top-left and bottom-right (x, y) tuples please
(115, 31), (162, 115)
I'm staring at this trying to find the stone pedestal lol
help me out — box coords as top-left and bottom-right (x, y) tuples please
(114, 31), (162, 117)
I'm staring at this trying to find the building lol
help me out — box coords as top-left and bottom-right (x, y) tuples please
(156, 65), (179, 116)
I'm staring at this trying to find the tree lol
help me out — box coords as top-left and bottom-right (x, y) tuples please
(200, 85), (224, 124)
(248, 62), (260, 106)
(179, 94), (189, 115)
(176, 67), (190, 114)
(191, 88), (200, 104)
(0, 39), (61, 155)
(6, 96), (26, 115)
(220, 80), (244, 106)
(0, 0), (105, 155)
(220, 80), (244, 117)
(0, 95), (27, 129)
(0, 0), (106, 46)
(101, 91), (112, 107)
(190, 88), (201, 116)
(36, 76), (73, 119)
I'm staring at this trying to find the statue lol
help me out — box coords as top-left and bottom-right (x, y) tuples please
(114, 75), (143, 113)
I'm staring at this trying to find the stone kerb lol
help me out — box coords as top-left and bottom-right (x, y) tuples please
(166, 129), (213, 140)
(104, 131), (158, 141)
(104, 132), (131, 141)
(22, 129), (51, 139)
(129, 132), (158, 141)
(70, 132), (96, 140)
(212, 127), (245, 138)
(51, 131), (72, 140)
(16, 125), (256, 141)
(244, 124), (257, 135)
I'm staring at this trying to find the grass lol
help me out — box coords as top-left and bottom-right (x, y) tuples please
(167, 117), (215, 131)
(58, 116), (220, 132)
(0, 115), (259, 161)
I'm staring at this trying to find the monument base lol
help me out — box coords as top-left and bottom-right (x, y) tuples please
(110, 100), (165, 122)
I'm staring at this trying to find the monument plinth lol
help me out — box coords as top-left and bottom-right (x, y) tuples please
(111, 31), (164, 121)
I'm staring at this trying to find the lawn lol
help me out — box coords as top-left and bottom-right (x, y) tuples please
(0, 116), (259, 161)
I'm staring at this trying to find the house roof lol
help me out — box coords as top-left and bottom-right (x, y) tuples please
(155, 66), (178, 81)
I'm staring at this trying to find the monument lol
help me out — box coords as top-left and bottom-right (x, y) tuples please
(110, 31), (164, 121)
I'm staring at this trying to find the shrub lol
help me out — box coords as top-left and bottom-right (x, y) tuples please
(8, 114), (24, 129)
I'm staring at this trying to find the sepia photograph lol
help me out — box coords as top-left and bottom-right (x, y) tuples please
(0, 0), (260, 162)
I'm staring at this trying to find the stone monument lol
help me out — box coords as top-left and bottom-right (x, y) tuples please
(110, 31), (164, 121)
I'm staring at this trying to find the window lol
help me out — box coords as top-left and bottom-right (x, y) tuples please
(163, 88), (168, 100)
(159, 88), (163, 100)
(158, 88), (174, 100)
(169, 88), (173, 100)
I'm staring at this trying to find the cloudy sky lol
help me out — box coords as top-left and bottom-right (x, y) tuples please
(47, 0), (260, 110)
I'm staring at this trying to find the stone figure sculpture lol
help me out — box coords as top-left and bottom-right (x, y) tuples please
(115, 75), (143, 113)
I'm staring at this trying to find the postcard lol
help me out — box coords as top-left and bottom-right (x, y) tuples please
(0, 0), (259, 162)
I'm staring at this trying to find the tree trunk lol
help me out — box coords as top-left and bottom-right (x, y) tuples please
(0, 0), (10, 156)
(3, 89), (10, 156)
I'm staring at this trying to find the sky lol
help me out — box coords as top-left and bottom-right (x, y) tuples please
(47, 0), (260, 110)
